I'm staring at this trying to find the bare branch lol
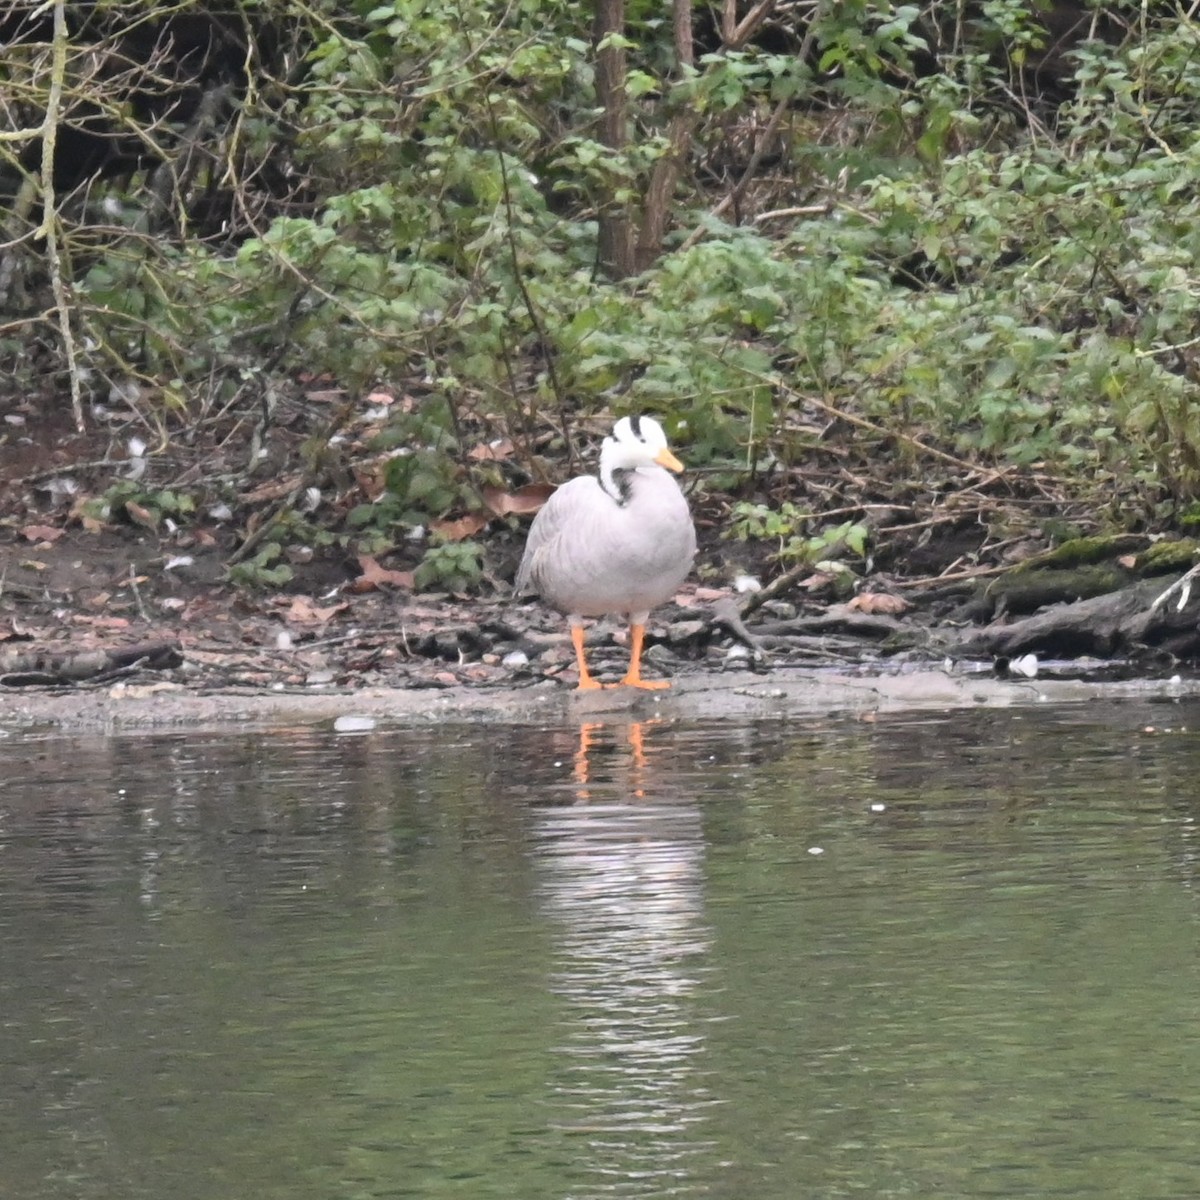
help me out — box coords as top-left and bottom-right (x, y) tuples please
(36, 0), (85, 432)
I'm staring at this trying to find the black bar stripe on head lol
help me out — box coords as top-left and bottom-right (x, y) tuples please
(630, 414), (643, 440)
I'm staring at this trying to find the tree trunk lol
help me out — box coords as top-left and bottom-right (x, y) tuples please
(592, 0), (635, 279)
(635, 0), (694, 272)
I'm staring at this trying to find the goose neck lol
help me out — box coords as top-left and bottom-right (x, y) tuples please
(599, 461), (633, 505)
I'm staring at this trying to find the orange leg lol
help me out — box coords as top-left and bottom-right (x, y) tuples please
(571, 625), (602, 691)
(618, 623), (670, 690)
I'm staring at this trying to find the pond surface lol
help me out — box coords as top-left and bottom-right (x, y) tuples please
(3, 700), (1200, 1199)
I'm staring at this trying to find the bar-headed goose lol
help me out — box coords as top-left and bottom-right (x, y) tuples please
(515, 415), (696, 690)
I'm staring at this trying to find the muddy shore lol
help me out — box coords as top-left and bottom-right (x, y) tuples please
(5, 668), (1198, 736)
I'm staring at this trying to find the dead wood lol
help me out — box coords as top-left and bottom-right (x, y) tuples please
(750, 604), (910, 641)
(0, 641), (183, 686)
(958, 574), (1200, 660)
(976, 564), (1135, 618)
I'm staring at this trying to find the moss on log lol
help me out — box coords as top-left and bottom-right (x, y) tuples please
(984, 564), (1133, 616)
(1135, 539), (1200, 575)
(1012, 534), (1149, 572)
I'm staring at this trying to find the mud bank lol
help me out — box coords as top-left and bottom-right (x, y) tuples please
(4, 669), (1199, 736)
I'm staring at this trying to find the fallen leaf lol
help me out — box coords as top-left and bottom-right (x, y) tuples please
(692, 586), (730, 602)
(21, 524), (63, 544)
(799, 571), (837, 591)
(353, 463), (388, 501)
(352, 555), (415, 593)
(125, 501), (158, 531)
(468, 438), (515, 462)
(482, 482), (557, 517)
(284, 596), (348, 625)
(67, 492), (109, 530)
(72, 615), (131, 629)
(1117, 554), (1137, 569)
(20, 559), (48, 572)
(431, 513), (489, 541)
(848, 592), (911, 614)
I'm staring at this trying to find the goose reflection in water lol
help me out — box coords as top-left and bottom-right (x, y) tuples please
(535, 721), (717, 1193)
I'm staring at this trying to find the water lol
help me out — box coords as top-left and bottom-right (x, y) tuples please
(3, 702), (1200, 1199)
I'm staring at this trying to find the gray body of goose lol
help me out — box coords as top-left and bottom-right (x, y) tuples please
(514, 415), (697, 690)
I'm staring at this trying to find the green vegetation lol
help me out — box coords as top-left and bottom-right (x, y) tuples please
(4, 1), (1200, 587)
(414, 538), (485, 593)
(727, 501), (869, 574)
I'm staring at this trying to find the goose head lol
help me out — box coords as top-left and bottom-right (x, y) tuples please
(600, 415), (684, 479)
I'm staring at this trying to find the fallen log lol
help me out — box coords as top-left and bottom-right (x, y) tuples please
(0, 642), (184, 687)
(960, 573), (1200, 661)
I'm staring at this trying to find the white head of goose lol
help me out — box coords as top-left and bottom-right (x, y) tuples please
(514, 414), (697, 690)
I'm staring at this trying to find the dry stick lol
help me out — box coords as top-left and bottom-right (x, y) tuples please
(816, 502), (909, 521)
(9, 458), (129, 486)
(39, 0), (85, 433)
(127, 565), (150, 622)
(736, 557), (821, 621)
(876, 511), (985, 536)
(756, 204), (834, 223)
(891, 563), (1010, 590)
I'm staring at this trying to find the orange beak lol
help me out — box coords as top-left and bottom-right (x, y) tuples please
(654, 448), (684, 473)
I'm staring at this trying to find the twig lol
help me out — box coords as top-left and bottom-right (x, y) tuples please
(1150, 561), (1200, 615)
(738, 557), (822, 620)
(877, 511), (985, 536)
(294, 631), (367, 651)
(890, 563), (1011, 589)
(38, 0), (85, 433)
(755, 204), (833, 222)
(127, 565), (150, 621)
(9, 458), (128, 486)
(708, 597), (767, 658)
